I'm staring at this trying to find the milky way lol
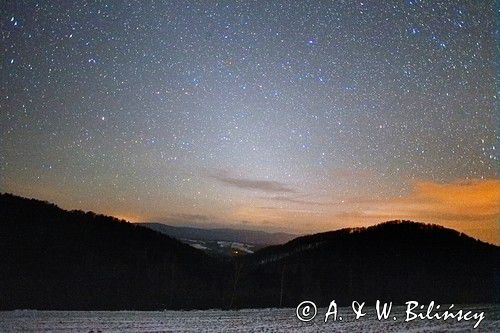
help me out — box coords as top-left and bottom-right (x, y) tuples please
(0, 1), (498, 243)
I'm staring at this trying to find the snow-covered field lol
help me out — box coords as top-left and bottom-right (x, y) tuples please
(0, 305), (497, 332)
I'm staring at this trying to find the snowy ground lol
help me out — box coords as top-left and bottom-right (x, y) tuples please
(0, 305), (497, 332)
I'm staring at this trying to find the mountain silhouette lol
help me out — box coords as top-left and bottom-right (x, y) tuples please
(0, 193), (497, 310)
(232, 221), (498, 308)
(0, 193), (230, 310)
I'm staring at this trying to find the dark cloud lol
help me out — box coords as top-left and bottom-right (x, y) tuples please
(210, 174), (295, 193)
(264, 196), (329, 206)
(256, 206), (280, 210)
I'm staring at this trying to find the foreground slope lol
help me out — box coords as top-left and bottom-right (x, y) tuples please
(0, 193), (230, 310)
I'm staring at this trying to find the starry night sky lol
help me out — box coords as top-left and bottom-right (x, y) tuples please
(1, 1), (498, 243)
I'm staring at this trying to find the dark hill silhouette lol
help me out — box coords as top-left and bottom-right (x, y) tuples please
(0, 193), (497, 310)
(231, 221), (498, 308)
(0, 193), (231, 310)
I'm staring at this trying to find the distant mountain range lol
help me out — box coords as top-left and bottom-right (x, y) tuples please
(140, 222), (296, 255)
(1, 193), (497, 310)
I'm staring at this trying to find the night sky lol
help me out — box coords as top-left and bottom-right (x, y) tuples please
(1, 1), (498, 243)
